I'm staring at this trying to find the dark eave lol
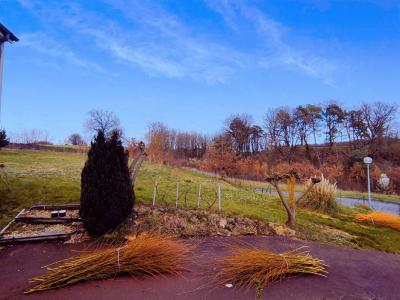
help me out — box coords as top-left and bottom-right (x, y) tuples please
(0, 22), (19, 42)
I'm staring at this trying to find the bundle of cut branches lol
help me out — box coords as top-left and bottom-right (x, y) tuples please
(26, 233), (192, 293)
(216, 246), (327, 289)
(355, 212), (400, 231)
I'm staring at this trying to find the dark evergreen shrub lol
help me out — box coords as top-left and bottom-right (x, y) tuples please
(0, 129), (10, 149)
(80, 130), (134, 236)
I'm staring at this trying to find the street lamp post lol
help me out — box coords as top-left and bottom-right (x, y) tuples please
(363, 156), (373, 207)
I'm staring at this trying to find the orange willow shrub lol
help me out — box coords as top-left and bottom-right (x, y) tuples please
(355, 212), (400, 231)
(26, 233), (193, 293)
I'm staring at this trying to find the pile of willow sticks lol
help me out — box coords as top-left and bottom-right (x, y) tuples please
(216, 245), (328, 288)
(26, 233), (192, 293)
(355, 212), (400, 231)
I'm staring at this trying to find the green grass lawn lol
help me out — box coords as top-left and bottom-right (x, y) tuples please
(1, 149), (399, 253)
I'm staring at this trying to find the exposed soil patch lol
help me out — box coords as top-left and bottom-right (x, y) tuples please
(1, 205), (296, 245)
(316, 224), (356, 241)
(2, 223), (80, 240)
(22, 209), (79, 219)
(131, 205), (296, 238)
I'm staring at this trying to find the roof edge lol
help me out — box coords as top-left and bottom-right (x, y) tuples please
(0, 23), (19, 42)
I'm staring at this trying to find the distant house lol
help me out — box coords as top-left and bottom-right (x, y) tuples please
(0, 23), (18, 119)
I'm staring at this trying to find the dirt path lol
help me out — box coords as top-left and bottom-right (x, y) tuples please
(1, 236), (399, 300)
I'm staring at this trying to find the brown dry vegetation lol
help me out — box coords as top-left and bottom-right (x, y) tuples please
(145, 102), (400, 195)
(215, 245), (327, 290)
(26, 233), (192, 293)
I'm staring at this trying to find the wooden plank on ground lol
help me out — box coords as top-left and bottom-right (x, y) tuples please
(29, 204), (80, 210)
(0, 232), (74, 245)
(14, 216), (81, 224)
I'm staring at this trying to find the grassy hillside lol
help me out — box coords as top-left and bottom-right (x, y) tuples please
(0, 149), (399, 253)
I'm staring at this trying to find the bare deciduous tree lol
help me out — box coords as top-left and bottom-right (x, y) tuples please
(225, 114), (253, 155)
(361, 102), (398, 146)
(323, 103), (345, 148)
(295, 104), (322, 160)
(146, 122), (208, 162)
(343, 109), (368, 147)
(68, 133), (85, 146)
(85, 110), (121, 136)
(249, 125), (263, 153)
(11, 129), (50, 144)
(264, 108), (280, 150)
(146, 122), (171, 163)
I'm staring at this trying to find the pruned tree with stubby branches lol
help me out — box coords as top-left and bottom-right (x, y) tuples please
(266, 169), (320, 228)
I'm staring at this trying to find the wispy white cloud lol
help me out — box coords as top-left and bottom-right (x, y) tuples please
(17, 0), (340, 85)
(17, 0), (244, 84)
(80, 28), (186, 78)
(83, 0), (244, 83)
(290, 0), (400, 11)
(206, 0), (339, 86)
(200, 0), (241, 32)
(17, 32), (108, 74)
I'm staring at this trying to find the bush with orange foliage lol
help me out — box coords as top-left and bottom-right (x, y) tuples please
(355, 212), (400, 231)
(386, 166), (400, 194)
(319, 163), (344, 183)
(346, 163), (383, 191)
(271, 162), (318, 179)
(201, 143), (236, 177)
(235, 158), (268, 180)
(348, 162), (365, 182)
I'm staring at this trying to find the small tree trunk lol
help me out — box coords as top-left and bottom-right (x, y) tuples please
(217, 184), (221, 211)
(274, 183), (296, 228)
(286, 211), (296, 228)
(175, 182), (179, 208)
(197, 184), (201, 209)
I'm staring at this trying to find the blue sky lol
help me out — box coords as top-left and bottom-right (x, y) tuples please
(1, 0), (399, 142)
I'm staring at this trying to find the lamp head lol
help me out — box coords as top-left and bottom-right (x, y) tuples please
(363, 156), (373, 165)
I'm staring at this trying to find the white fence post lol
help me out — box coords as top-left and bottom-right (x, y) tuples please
(218, 183), (221, 211)
(152, 180), (158, 207)
(197, 184), (201, 209)
(176, 182), (179, 208)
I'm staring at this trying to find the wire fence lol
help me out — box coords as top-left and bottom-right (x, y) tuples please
(149, 176), (273, 212)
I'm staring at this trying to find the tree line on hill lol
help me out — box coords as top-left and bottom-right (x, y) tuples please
(146, 101), (400, 194)
(147, 102), (398, 161)
(1, 102), (399, 193)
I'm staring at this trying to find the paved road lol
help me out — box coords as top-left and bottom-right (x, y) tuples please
(1, 236), (399, 299)
(256, 189), (400, 215)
